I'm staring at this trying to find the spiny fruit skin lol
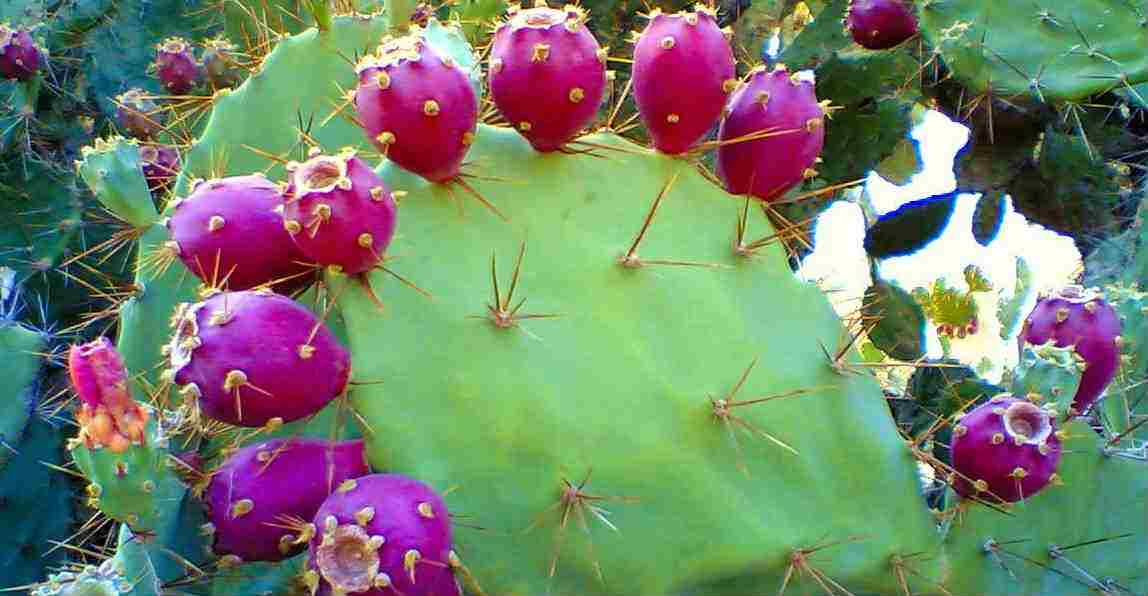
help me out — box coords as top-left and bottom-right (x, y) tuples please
(716, 65), (825, 201)
(140, 144), (180, 195)
(488, 4), (607, 152)
(165, 174), (314, 292)
(205, 438), (370, 562)
(1019, 285), (1122, 417)
(115, 89), (163, 140)
(306, 474), (459, 596)
(154, 37), (201, 95)
(355, 34), (478, 183)
(845, 0), (918, 50)
(68, 337), (150, 453)
(167, 289), (351, 427)
(0, 24), (42, 81)
(950, 394), (1062, 504)
(202, 36), (244, 89)
(282, 148), (398, 275)
(631, 4), (736, 155)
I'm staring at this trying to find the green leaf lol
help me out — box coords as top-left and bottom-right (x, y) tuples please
(863, 278), (926, 361)
(971, 190), (1005, 246)
(863, 193), (958, 259)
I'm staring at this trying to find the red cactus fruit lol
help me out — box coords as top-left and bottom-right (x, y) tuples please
(281, 148), (398, 276)
(488, 3), (607, 152)
(140, 144), (180, 195)
(68, 337), (150, 453)
(204, 438), (370, 562)
(716, 65), (827, 201)
(950, 394), (1063, 504)
(631, 4), (736, 155)
(0, 24), (42, 81)
(845, 0), (918, 50)
(115, 88), (164, 140)
(154, 37), (201, 95)
(165, 174), (315, 292)
(167, 289), (351, 427)
(306, 474), (459, 596)
(355, 34), (478, 183)
(1019, 285), (1122, 417)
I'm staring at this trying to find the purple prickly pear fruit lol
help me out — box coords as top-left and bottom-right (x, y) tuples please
(115, 88), (164, 140)
(845, 0), (918, 50)
(167, 289), (351, 427)
(631, 4), (736, 155)
(0, 24), (42, 81)
(488, 4), (607, 152)
(354, 34), (478, 183)
(154, 37), (201, 95)
(716, 65), (827, 202)
(281, 148), (398, 276)
(204, 438), (370, 562)
(68, 337), (150, 453)
(950, 394), (1063, 504)
(1019, 285), (1122, 417)
(202, 36), (244, 90)
(166, 174), (315, 292)
(305, 474), (459, 596)
(140, 144), (180, 194)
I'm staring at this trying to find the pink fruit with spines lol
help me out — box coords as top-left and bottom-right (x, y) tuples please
(306, 473), (459, 596)
(846, 0), (918, 50)
(950, 394), (1063, 504)
(140, 144), (180, 194)
(204, 438), (370, 562)
(716, 65), (827, 202)
(115, 88), (164, 140)
(630, 3), (737, 155)
(354, 34), (477, 183)
(165, 174), (315, 292)
(1019, 285), (1122, 417)
(167, 289), (351, 427)
(488, 3), (607, 151)
(154, 37), (201, 95)
(281, 148), (398, 275)
(0, 24), (42, 81)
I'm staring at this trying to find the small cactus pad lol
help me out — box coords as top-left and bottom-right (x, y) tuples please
(488, 3), (607, 152)
(1020, 285), (1121, 416)
(631, 4), (735, 155)
(165, 174), (315, 292)
(845, 0), (918, 50)
(355, 33), (478, 183)
(282, 148), (399, 275)
(306, 473), (458, 596)
(167, 289), (351, 427)
(77, 137), (160, 230)
(950, 394), (1063, 504)
(205, 437), (370, 562)
(716, 65), (826, 201)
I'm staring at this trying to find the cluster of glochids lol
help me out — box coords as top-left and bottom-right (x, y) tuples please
(351, 1), (828, 201)
(0, 22), (44, 81)
(67, 337), (467, 595)
(844, 0), (918, 50)
(152, 35), (244, 94)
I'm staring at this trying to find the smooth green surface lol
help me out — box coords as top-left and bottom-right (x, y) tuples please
(78, 139), (159, 229)
(1009, 346), (1082, 415)
(0, 321), (44, 455)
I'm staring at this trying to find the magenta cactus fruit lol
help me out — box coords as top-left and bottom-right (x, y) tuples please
(165, 174), (315, 292)
(1019, 285), (1122, 417)
(630, 4), (736, 155)
(845, 0), (918, 50)
(488, 4), (607, 152)
(115, 88), (164, 140)
(281, 148), (398, 275)
(716, 65), (827, 202)
(0, 24), (42, 81)
(305, 473), (459, 596)
(355, 34), (478, 183)
(68, 337), (150, 453)
(167, 289), (351, 427)
(204, 438), (370, 562)
(154, 37), (201, 94)
(140, 144), (180, 194)
(950, 394), (1063, 504)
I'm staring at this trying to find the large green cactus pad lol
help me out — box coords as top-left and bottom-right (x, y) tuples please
(919, 0), (1148, 103)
